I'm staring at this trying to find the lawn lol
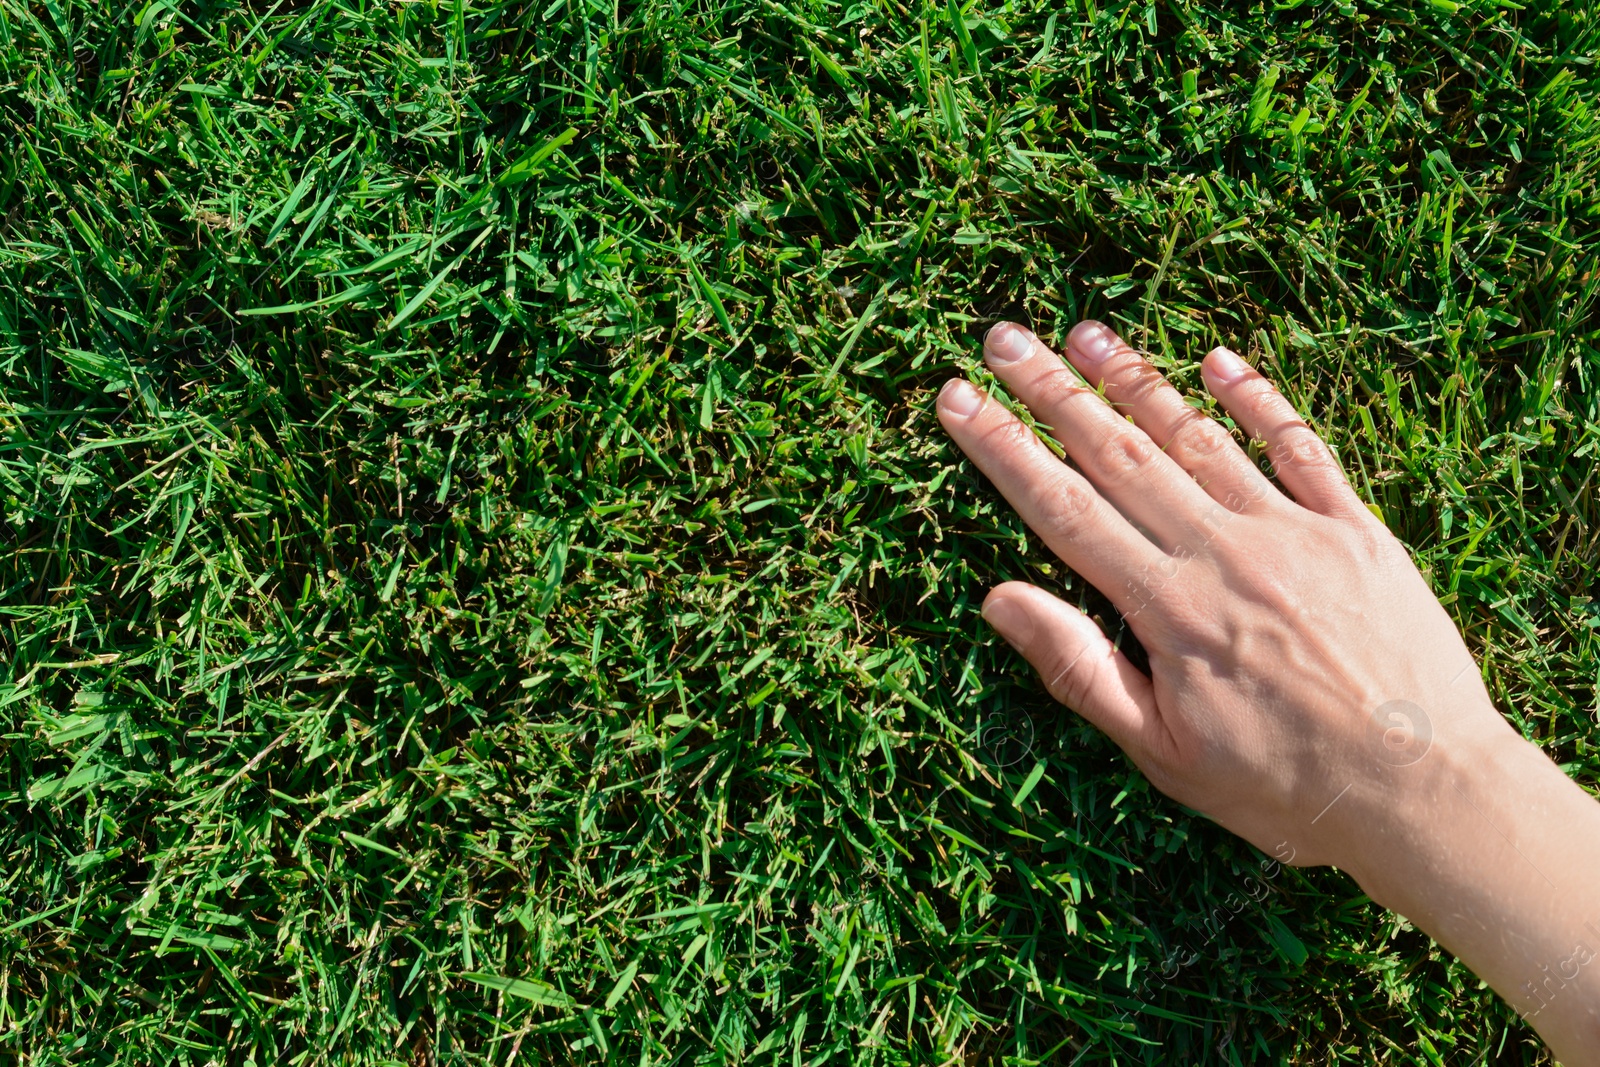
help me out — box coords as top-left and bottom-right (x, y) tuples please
(2, 0), (1598, 1062)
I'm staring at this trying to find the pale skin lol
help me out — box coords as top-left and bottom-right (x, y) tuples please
(937, 319), (1600, 1063)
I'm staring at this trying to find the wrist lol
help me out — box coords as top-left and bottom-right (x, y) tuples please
(1331, 716), (1541, 916)
(1324, 719), (1600, 1061)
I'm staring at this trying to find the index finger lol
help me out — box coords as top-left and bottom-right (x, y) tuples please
(937, 378), (1172, 617)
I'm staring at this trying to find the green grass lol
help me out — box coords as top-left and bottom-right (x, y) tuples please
(2, 0), (1598, 1062)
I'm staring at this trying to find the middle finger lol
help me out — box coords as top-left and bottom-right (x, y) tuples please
(982, 322), (1218, 551)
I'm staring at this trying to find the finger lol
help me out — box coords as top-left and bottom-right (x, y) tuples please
(983, 581), (1166, 757)
(1201, 346), (1366, 519)
(937, 378), (1170, 614)
(981, 322), (1217, 550)
(1056, 320), (1281, 514)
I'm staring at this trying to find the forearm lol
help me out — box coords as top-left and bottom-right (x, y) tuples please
(1342, 724), (1600, 1064)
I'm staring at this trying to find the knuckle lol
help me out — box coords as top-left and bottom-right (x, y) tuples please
(1092, 428), (1158, 484)
(1035, 474), (1097, 539)
(1111, 361), (1168, 405)
(1164, 408), (1231, 463)
(1345, 509), (1399, 561)
(1266, 424), (1326, 475)
(1030, 365), (1090, 413)
(986, 414), (1041, 456)
(1240, 383), (1287, 427)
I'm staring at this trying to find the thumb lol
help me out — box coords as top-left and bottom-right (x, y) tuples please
(983, 581), (1162, 758)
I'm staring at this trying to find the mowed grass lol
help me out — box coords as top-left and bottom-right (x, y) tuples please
(2, 0), (1598, 1062)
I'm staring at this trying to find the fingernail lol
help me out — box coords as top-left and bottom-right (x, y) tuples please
(1207, 346), (1250, 383)
(982, 595), (1035, 653)
(984, 322), (1033, 366)
(938, 378), (984, 418)
(1068, 319), (1120, 364)
(1070, 320), (1118, 363)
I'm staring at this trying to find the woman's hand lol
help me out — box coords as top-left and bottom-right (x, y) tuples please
(938, 320), (1600, 1063)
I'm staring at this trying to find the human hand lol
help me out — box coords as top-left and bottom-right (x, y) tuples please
(938, 320), (1600, 1062)
(936, 320), (1513, 874)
